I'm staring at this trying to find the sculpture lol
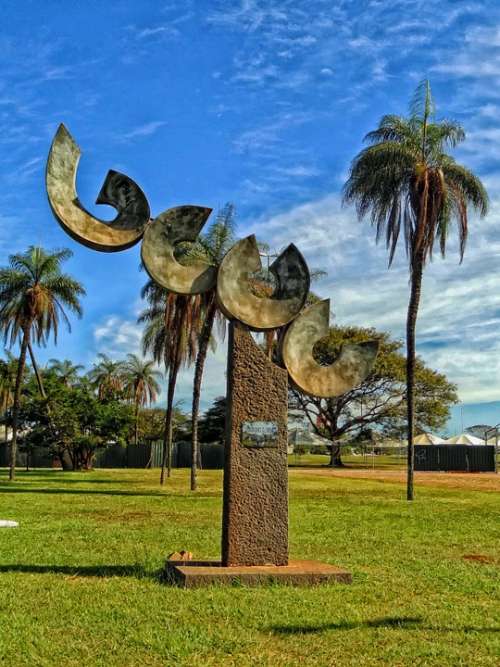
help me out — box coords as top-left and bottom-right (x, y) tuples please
(46, 124), (378, 586)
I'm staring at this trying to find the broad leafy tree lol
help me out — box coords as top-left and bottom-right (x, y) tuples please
(290, 325), (458, 467)
(0, 246), (85, 480)
(198, 396), (226, 445)
(18, 373), (133, 470)
(0, 351), (17, 416)
(343, 81), (488, 499)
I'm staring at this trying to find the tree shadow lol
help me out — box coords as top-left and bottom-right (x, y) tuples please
(11, 475), (132, 485)
(0, 486), (166, 498)
(271, 616), (500, 635)
(0, 563), (152, 578)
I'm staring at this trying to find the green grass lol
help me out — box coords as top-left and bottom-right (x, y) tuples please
(0, 467), (498, 666)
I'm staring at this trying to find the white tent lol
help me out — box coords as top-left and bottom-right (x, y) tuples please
(414, 432), (446, 445)
(288, 428), (330, 448)
(445, 433), (485, 445)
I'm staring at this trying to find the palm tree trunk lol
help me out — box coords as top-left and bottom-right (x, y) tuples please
(406, 254), (424, 501)
(9, 329), (30, 481)
(28, 343), (46, 398)
(160, 362), (180, 485)
(190, 301), (217, 491)
(27, 343), (61, 453)
(134, 401), (139, 446)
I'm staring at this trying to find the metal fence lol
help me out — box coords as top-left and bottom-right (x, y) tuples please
(0, 441), (224, 470)
(414, 445), (496, 472)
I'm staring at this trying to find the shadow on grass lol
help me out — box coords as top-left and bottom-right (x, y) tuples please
(271, 616), (500, 634)
(0, 563), (152, 578)
(7, 475), (132, 485)
(0, 486), (166, 498)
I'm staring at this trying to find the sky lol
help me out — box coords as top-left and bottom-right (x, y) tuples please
(2, 0), (500, 434)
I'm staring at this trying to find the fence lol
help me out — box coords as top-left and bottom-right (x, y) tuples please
(0, 445), (55, 469)
(414, 445), (496, 472)
(0, 441), (225, 470)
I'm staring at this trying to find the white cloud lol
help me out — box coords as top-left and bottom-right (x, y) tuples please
(94, 316), (143, 358)
(121, 121), (167, 141)
(135, 25), (179, 40)
(248, 192), (500, 403)
(92, 314), (228, 411)
(278, 165), (320, 177)
(90, 186), (500, 406)
(233, 111), (314, 154)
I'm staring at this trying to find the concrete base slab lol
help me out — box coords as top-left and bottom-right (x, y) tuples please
(163, 559), (352, 588)
(0, 520), (18, 528)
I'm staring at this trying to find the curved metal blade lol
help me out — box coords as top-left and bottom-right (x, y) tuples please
(46, 124), (150, 252)
(216, 235), (310, 330)
(141, 205), (216, 294)
(282, 299), (379, 397)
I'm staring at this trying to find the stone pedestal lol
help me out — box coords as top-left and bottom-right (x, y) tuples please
(163, 321), (353, 587)
(164, 560), (352, 588)
(222, 322), (289, 567)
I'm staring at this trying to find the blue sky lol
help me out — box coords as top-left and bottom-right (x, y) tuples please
(2, 0), (500, 433)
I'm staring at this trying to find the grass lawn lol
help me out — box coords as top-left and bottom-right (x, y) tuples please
(0, 466), (498, 666)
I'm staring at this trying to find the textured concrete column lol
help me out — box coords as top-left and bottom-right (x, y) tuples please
(222, 321), (289, 567)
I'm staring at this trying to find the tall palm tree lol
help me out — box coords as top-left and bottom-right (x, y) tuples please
(48, 358), (84, 386)
(0, 246), (85, 480)
(88, 353), (124, 401)
(184, 203), (236, 491)
(343, 80), (488, 500)
(122, 353), (162, 445)
(139, 281), (201, 484)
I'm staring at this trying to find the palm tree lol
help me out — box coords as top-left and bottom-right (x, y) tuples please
(184, 203), (236, 491)
(343, 80), (488, 500)
(48, 358), (84, 386)
(122, 353), (162, 445)
(139, 281), (201, 484)
(88, 353), (124, 401)
(0, 246), (85, 480)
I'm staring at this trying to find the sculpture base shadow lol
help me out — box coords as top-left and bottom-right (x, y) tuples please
(163, 559), (352, 588)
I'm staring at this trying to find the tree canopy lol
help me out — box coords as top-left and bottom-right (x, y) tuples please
(290, 324), (458, 464)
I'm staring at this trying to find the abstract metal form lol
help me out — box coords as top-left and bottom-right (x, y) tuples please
(46, 124), (379, 586)
(141, 206), (216, 293)
(217, 235), (310, 329)
(282, 299), (379, 398)
(46, 125), (150, 252)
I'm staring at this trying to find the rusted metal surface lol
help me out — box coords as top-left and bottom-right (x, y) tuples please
(141, 205), (216, 294)
(222, 322), (289, 567)
(282, 300), (378, 398)
(217, 235), (310, 330)
(46, 124), (149, 252)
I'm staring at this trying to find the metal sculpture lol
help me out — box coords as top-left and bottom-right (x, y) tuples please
(46, 124), (379, 586)
(46, 124), (149, 252)
(217, 235), (310, 329)
(141, 206), (216, 294)
(282, 299), (379, 397)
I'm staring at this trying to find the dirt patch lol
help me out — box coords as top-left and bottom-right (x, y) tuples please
(463, 554), (497, 565)
(289, 467), (500, 492)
